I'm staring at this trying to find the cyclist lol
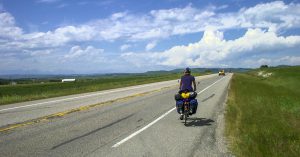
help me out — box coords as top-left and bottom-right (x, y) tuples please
(178, 67), (197, 120)
(179, 67), (196, 92)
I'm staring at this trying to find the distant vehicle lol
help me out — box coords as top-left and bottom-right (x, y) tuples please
(219, 70), (225, 76)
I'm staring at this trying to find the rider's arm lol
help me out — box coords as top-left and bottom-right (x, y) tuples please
(179, 79), (182, 90)
(193, 80), (196, 91)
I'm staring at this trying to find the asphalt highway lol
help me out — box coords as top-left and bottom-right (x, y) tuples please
(0, 74), (216, 128)
(0, 74), (233, 157)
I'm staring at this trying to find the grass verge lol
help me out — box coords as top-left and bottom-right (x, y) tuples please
(225, 66), (300, 157)
(0, 73), (202, 105)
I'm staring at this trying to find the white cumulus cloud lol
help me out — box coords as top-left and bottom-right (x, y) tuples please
(122, 28), (300, 68)
(1, 1), (300, 73)
(145, 41), (157, 51)
(0, 12), (23, 39)
(120, 44), (131, 51)
(277, 56), (300, 65)
(1, 1), (300, 50)
(64, 45), (104, 59)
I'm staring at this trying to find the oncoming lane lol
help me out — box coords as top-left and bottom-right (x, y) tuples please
(0, 74), (232, 157)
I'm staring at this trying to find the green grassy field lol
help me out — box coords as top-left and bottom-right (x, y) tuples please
(225, 66), (300, 157)
(0, 72), (203, 105)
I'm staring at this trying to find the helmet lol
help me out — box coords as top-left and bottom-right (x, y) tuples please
(184, 67), (191, 74)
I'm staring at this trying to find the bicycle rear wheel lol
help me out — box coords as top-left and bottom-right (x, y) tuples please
(184, 112), (187, 125)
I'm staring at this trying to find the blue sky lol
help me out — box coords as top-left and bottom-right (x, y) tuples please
(0, 0), (300, 74)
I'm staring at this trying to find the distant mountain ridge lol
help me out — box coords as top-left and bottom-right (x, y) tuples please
(0, 67), (251, 79)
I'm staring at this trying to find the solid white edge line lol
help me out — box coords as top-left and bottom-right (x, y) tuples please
(198, 76), (226, 95)
(112, 107), (176, 148)
(0, 74), (214, 112)
(0, 80), (177, 112)
(112, 76), (227, 148)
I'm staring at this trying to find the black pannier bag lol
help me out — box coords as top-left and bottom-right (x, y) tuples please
(174, 93), (182, 100)
(189, 91), (197, 99)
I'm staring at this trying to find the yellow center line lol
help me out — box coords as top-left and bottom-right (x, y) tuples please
(0, 86), (175, 133)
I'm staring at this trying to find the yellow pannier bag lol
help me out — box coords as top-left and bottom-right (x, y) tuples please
(181, 92), (190, 99)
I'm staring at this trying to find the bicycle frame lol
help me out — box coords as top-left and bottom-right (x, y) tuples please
(183, 99), (190, 125)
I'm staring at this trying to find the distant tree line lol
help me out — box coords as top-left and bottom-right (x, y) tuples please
(0, 79), (10, 85)
(260, 65), (269, 68)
